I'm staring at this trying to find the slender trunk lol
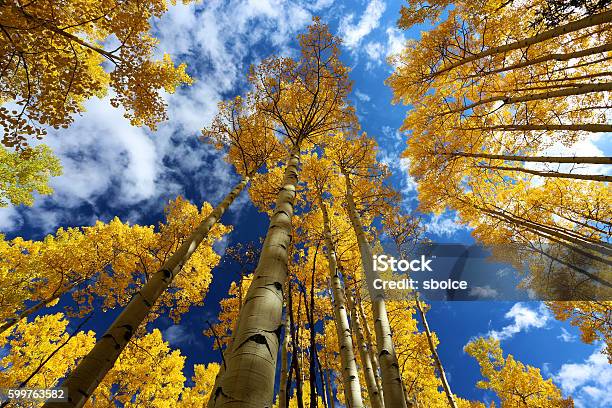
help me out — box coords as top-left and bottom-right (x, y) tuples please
(208, 146), (300, 407)
(279, 308), (290, 408)
(444, 82), (612, 115)
(357, 296), (384, 402)
(413, 296), (457, 408)
(307, 244), (321, 408)
(320, 201), (364, 408)
(519, 71), (612, 84)
(443, 151), (612, 164)
(290, 281), (304, 408)
(342, 172), (410, 408)
(346, 292), (384, 408)
(430, 10), (612, 79)
(316, 345), (328, 408)
(471, 204), (612, 284)
(287, 353), (295, 408)
(456, 124), (612, 133)
(0, 285), (70, 334)
(476, 164), (612, 182)
(466, 43), (612, 79)
(325, 369), (335, 408)
(479, 204), (612, 258)
(44, 177), (250, 408)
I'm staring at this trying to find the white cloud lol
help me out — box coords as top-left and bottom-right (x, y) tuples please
(0, 206), (22, 233)
(338, 0), (386, 49)
(486, 303), (550, 341)
(386, 27), (407, 58)
(162, 325), (196, 346)
(0, 0), (318, 235)
(558, 327), (577, 343)
(354, 89), (371, 102)
(364, 41), (385, 61)
(469, 285), (499, 299)
(425, 211), (467, 238)
(555, 346), (612, 408)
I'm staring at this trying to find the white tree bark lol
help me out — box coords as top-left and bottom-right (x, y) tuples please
(44, 177), (250, 408)
(357, 297), (384, 403)
(320, 201), (364, 408)
(342, 172), (410, 408)
(279, 307), (290, 408)
(208, 146), (300, 408)
(347, 292), (384, 408)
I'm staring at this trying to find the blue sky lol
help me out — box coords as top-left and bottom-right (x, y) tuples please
(1, 0), (610, 407)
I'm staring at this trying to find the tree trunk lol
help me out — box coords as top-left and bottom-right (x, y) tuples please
(208, 146), (300, 407)
(44, 176), (250, 408)
(342, 172), (410, 408)
(431, 10), (612, 78)
(279, 307), (290, 408)
(457, 124), (612, 133)
(325, 369), (335, 408)
(413, 296), (457, 408)
(290, 280), (304, 408)
(444, 82), (612, 115)
(357, 296), (384, 403)
(476, 164), (612, 182)
(470, 204), (612, 285)
(316, 345), (329, 408)
(466, 43), (612, 79)
(443, 151), (612, 164)
(307, 244), (321, 408)
(479, 204), (612, 259)
(320, 201), (364, 408)
(0, 285), (72, 335)
(346, 292), (384, 408)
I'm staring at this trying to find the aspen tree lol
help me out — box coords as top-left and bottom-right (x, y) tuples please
(320, 202), (364, 408)
(0, 145), (62, 207)
(0, 313), (96, 391)
(43, 196), (231, 408)
(0, 198), (228, 335)
(547, 301), (612, 363)
(85, 330), (186, 407)
(465, 337), (574, 407)
(388, 0), (612, 291)
(0, 0), (194, 149)
(279, 307), (291, 408)
(301, 153), (364, 407)
(383, 208), (458, 408)
(208, 19), (355, 407)
(324, 133), (410, 408)
(46, 96), (278, 408)
(346, 291), (384, 408)
(357, 293), (385, 402)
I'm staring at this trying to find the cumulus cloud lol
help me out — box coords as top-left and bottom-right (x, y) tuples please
(386, 27), (407, 58)
(558, 327), (577, 343)
(338, 0), (386, 49)
(162, 325), (196, 346)
(0, 0), (324, 235)
(469, 285), (499, 299)
(424, 211), (467, 238)
(354, 89), (371, 102)
(361, 26), (407, 68)
(555, 346), (612, 408)
(364, 41), (385, 61)
(485, 303), (550, 341)
(0, 206), (21, 232)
